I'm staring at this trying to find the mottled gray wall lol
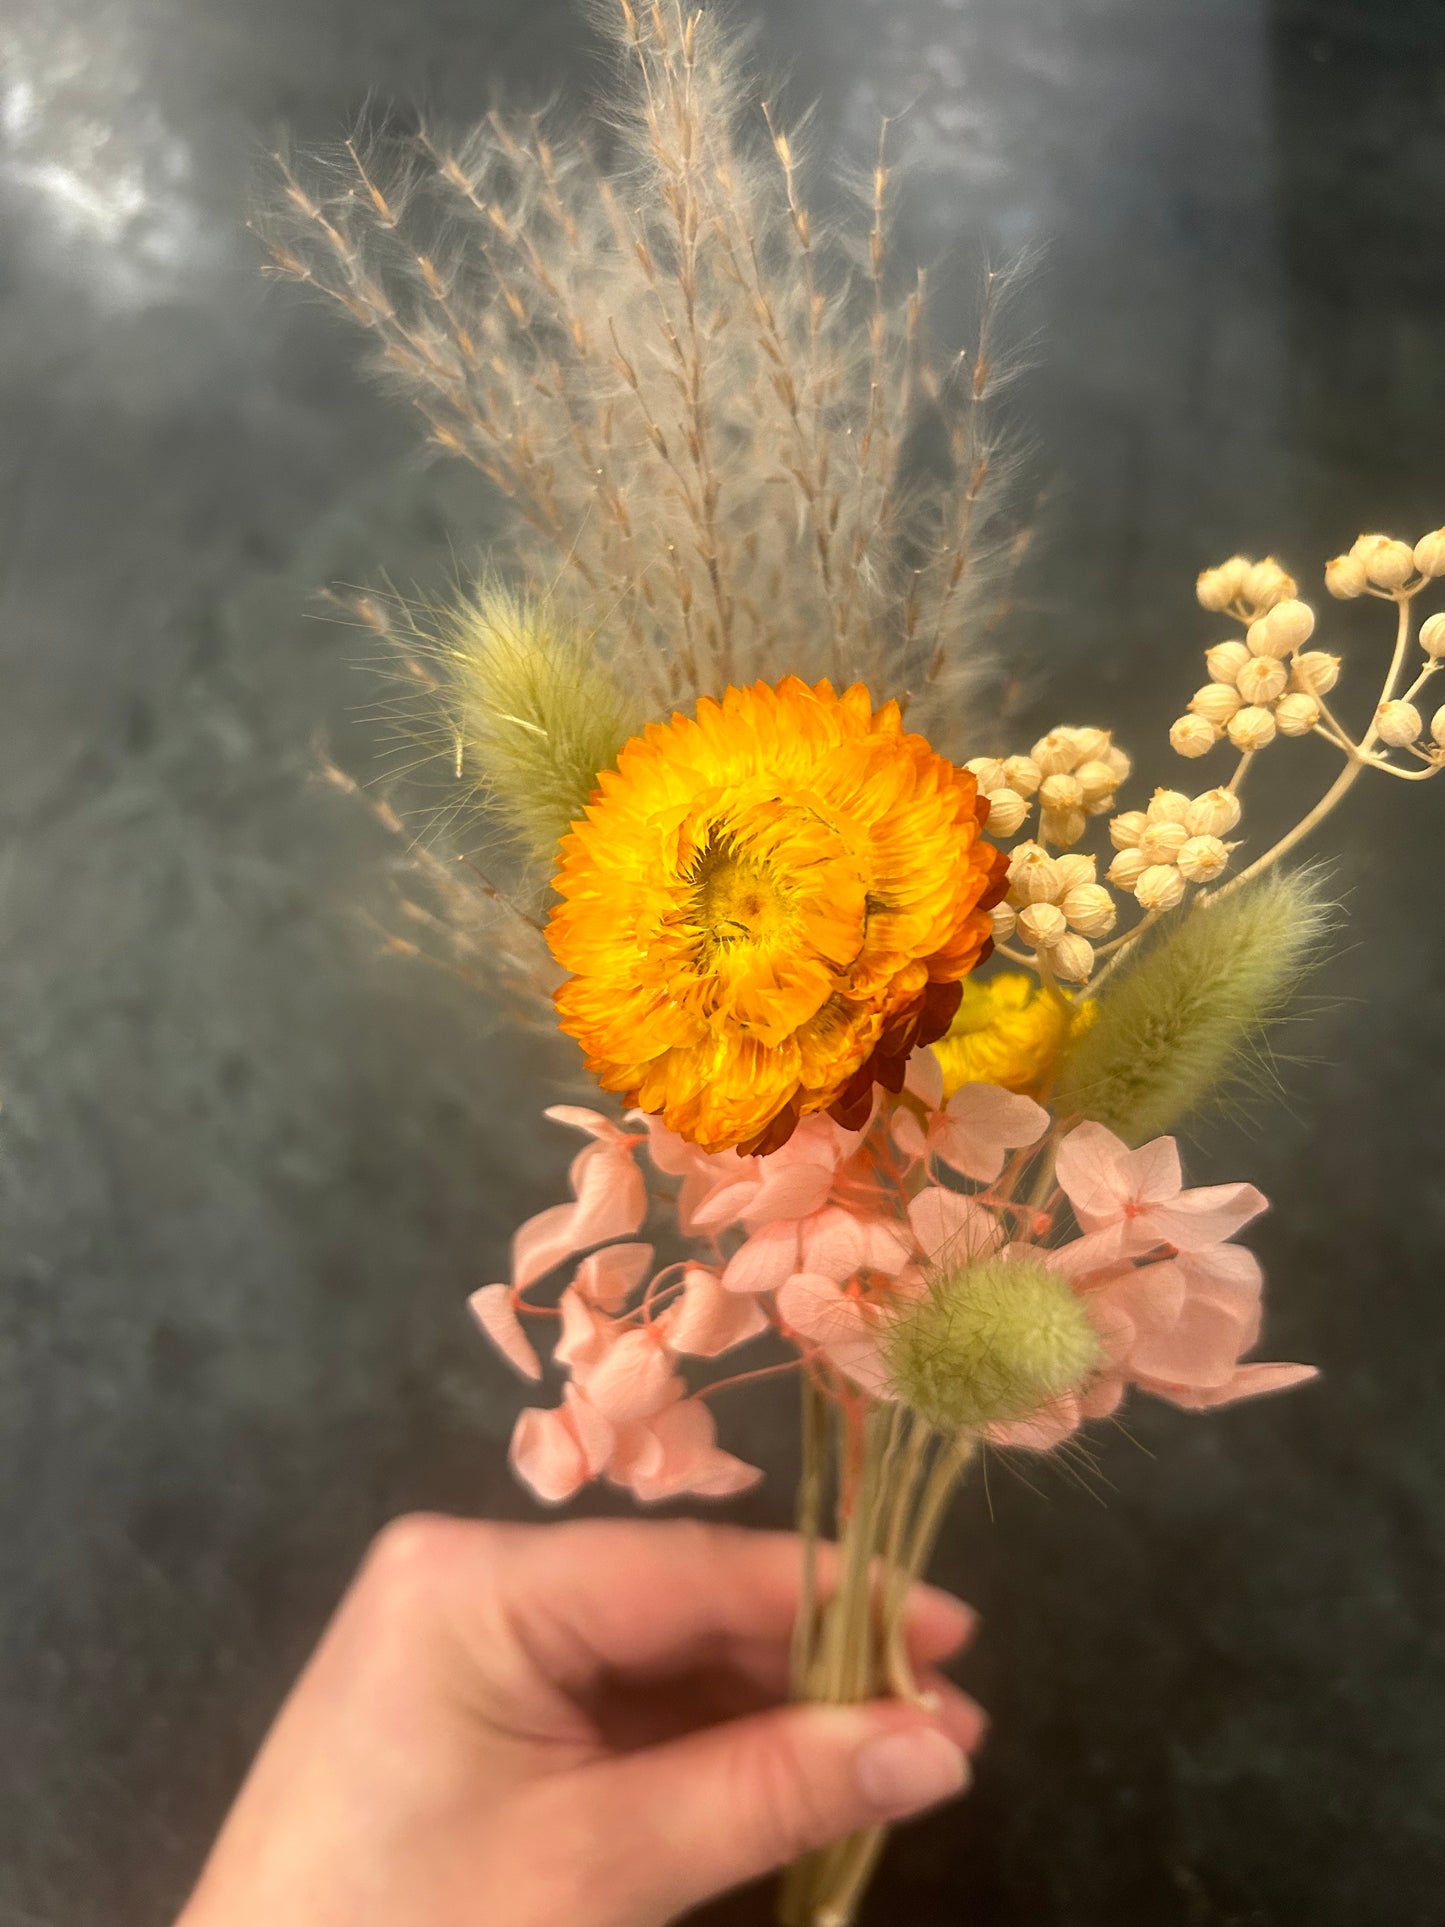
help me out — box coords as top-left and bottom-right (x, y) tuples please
(0, 2), (1442, 1923)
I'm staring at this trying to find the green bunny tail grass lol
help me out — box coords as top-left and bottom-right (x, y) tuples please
(883, 1256), (1101, 1432)
(1051, 869), (1332, 1144)
(440, 584), (640, 870)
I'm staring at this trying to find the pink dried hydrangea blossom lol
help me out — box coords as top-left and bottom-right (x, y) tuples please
(471, 1087), (1313, 1506)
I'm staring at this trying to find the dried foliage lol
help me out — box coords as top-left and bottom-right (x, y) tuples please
(261, 0), (1021, 745)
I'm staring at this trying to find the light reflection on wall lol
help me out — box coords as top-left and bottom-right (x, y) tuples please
(0, 13), (220, 309)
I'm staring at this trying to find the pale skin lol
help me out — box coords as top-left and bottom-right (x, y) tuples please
(176, 1516), (987, 1927)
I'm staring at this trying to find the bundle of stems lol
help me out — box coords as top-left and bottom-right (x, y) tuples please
(782, 1388), (975, 1927)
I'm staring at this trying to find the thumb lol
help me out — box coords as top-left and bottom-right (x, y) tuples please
(562, 1700), (970, 1926)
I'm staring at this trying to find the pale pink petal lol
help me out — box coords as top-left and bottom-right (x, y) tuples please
(907, 1187), (1002, 1266)
(799, 1206), (912, 1282)
(796, 1206), (864, 1282)
(742, 1160), (835, 1225)
(512, 1202), (589, 1294)
(1093, 1259), (1189, 1337)
(579, 1328), (682, 1422)
(1145, 1182), (1268, 1251)
(669, 1265), (769, 1357)
(1172, 1245), (1264, 1352)
(629, 1111), (694, 1176)
(574, 1242), (654, 1311)
(510, 1407), (586, 1504)
(690, 1175), (763, 1231)
(985, 1394), (1083, 1450)
(721, 1219), (802, 1294)
(1084, 1292), (1139, 1369)
(612, 1397), (717, 1502)
(563, 1383), (616, 1473)
(1045, 1226), (1132, 1280)
(891, 1108), (928, 1162)
(931, 1084), (1050, 1183)
(685, 1449), (766, 1498)
(776, 1271), (849, 1346)
(1128, 1135), (1185, 1206)
(568, 1140), (649, 1248)
(1129, 1297), (1253, 1389)
(1054, 1122), (1137, 1227)
(1080, 1374), (1127, 1419)
(509, 1394), (613, 1504)
(1140, 1361), (1317, 1410)
(904, 1047), (945, 1110)
(854, 1215), (915, 1278)
(776, 1274), (892, 1395)
(771, 1115), (853, 1170)
(544, 1104), (626, 1143)
(555, 1288), (615, 1373)
(468, 1284), (543, 1381)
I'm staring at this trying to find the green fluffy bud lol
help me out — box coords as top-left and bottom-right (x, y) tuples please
(883, 1257), (1101, 1432)
(440, 585), (638, 869)
(1051, 870), (1329, 1145)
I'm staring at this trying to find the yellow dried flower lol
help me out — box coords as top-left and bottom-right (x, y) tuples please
(548, 678), (1005, 1153)
(931, 972), (1096, 1099)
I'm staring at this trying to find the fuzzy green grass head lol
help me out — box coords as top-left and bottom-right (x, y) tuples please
(1051, 870), (1329, 1144)
(440, 584), (639, 870)
(883, 1256), (1101, 1432)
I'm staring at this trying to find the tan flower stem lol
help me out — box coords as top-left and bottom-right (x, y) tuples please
(781, 1409), (979, 1927)
(1217, 590), (1431, 895)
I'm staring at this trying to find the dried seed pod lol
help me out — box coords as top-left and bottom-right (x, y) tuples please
(1190, 682), (1242, 727)
(1040, 771), (1086, 814)
(1184, 787), (1242, 837)
(1018, 901), (1068, 949)
(1134, 863), (1188, 913)
(1291, 650), (1341, 696)
(1205, 640), (1251, 685)
(1176, 834), (1230, 884)
(1274, 692), (1321, 737)
(1170, 714), (1218, 758)
(1139, 818), (1189, 864)
(1325, 553), (1368, 599)
(1007, 842), (1062, 905)
(1226, 705), (1278, 751)
(1048, 932), (1096, 983)
(1106, 846), (1150, 891)
(984, 787), (1030, 836)
(1060, 882), (1117, 938)
(1235, 656), (1288, 706)
(965, 756), (1008, 793)
(1109, 809), (1149, 850)
(1003, 754), (1043, 796)
(1375, 699), (1422, 748)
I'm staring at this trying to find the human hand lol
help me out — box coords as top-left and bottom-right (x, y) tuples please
(177, 1516), (985, 1927)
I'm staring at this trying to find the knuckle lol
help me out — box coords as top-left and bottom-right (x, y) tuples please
(358, 1512), (486, 1621)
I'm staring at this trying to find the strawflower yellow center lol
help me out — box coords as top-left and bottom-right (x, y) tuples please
(547, 677), (1007, 1153)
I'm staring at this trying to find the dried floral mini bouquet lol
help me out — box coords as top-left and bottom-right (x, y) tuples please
(265, 4), (1445, 1921)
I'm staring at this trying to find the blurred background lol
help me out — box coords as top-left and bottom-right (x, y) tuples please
(1, 0), (1443, 1922)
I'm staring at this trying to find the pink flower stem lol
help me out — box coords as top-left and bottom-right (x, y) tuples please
(695, 1358), (803, 1401)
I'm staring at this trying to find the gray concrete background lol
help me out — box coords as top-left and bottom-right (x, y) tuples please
(0, 1), (1442, 1922)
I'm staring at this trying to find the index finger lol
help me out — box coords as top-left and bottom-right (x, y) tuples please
(457, 1518), (977, 1689)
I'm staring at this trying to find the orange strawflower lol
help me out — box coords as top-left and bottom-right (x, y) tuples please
(547, 678), (1007, 1153)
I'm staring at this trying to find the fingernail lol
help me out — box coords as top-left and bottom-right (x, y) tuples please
(855, 1726), (970, 1816)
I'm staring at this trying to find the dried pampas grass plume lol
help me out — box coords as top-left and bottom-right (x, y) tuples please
(259, 0), (1025, 755)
